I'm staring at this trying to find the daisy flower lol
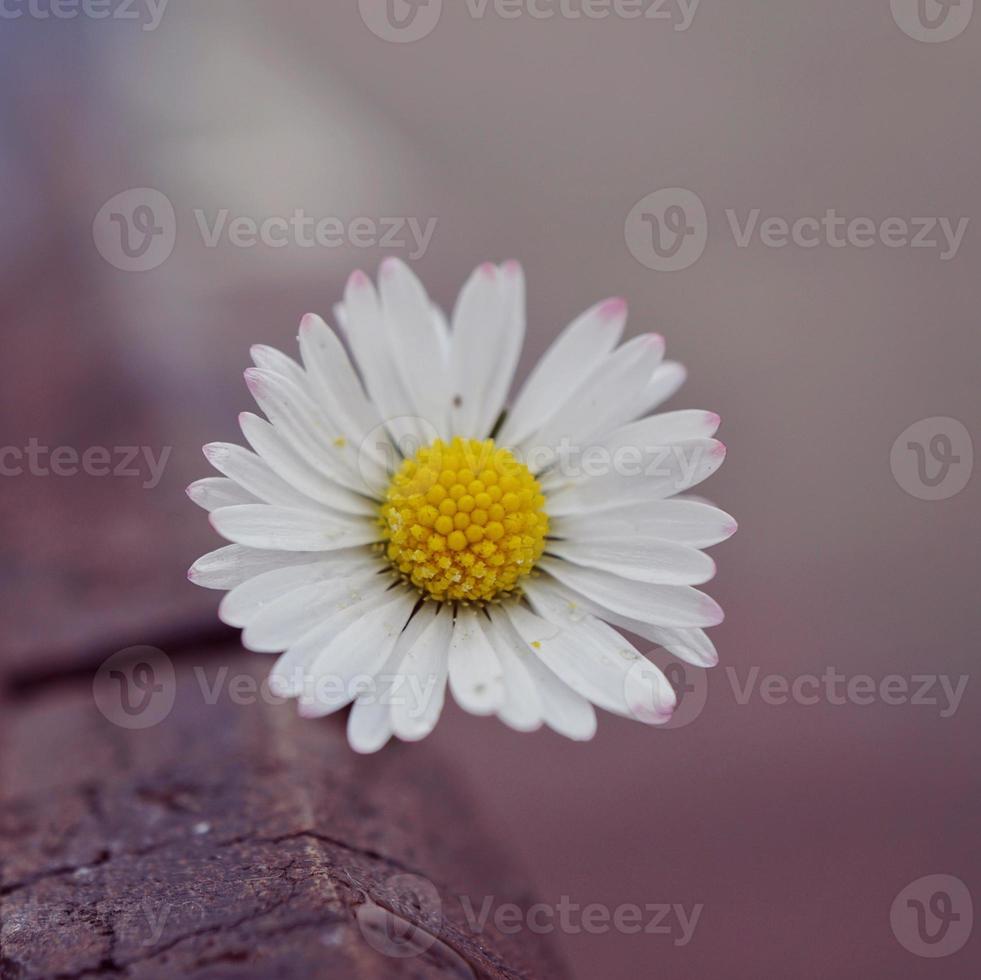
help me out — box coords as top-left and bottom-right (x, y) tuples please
(188, 259), (735, 752)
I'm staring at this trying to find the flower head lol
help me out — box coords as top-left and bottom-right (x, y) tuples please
(188, 259), (735, 751)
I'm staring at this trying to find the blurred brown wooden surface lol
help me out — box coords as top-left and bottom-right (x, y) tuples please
(0, 650), (568, 978)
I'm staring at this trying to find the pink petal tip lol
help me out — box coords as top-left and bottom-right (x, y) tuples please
(598, 297), (628, 322)
(348, 269), (368, 289)
(478, 261), (497, 280)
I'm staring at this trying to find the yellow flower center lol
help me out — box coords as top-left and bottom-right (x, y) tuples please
(380, 437), (549, 603)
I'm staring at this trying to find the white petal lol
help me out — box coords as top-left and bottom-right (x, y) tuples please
(643, 361), (687, 412)
(449, 262), (524, 439)
(296, 313), (394, 490)
(347, 606), (440, 753)
(486, 611), (594, 739)
(521, 334), (666, 463)
(378, 258), (451, 438)
(550, 499), (737, 549)
(239, 412), (378, 515)
(529, 576), (719, 668)
(346, 696), (393, 755)
(335, 270), (431, 448)
(482, 610), (543, 732)
(517, 588), (675, 722)
(499, 297), (626, 447)
(299, 590), (418, 717)
(539, 557), (724, 629)
(244, 367), (368, 495)
(243, 575), (387, 653)
(447, 607), (506, 715)
(187, 545), (319, 591)
(250, 344), (310, 393)
(210, 504), (377, 552)
(203, 442), (327, 511)
(219, 553), (375, 628)
(268, 585), (392, 697)
(475, 261), (526, 438)
(545, 438), (727, 514)
(390, 604), (453, 742)
(546, 537), (716, 586)
(186, 478), (258, 512)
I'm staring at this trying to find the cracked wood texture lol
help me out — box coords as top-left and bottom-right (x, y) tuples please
(0, 263), (568, 978)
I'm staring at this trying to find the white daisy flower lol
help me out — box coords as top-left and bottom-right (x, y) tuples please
(188, 259), (735, 752)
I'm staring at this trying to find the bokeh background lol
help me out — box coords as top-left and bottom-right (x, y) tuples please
(2, 1), (979, 977)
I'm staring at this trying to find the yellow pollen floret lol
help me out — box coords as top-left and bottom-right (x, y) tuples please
(380, 437), (549, 603)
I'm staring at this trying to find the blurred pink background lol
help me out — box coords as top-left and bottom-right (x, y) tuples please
(2, 1), (979, 976)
